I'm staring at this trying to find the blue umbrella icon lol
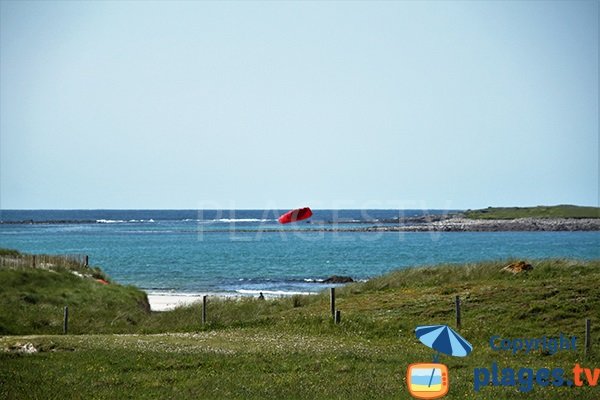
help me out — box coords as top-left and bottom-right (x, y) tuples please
(415, 324), (473, 361)
(415, 325), (473, 388)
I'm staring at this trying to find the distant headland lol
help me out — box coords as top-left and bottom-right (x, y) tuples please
(1, 205), (598, 231)
(360, 205), (600, 232)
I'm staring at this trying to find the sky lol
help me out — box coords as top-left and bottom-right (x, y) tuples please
(0, 0), (598, 210)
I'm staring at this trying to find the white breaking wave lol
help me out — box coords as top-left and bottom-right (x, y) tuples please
(236, 289), (314, 296)
(146, 291), (235, 297)
(213, 218), (275, 223)
(97, 219), (156, 224)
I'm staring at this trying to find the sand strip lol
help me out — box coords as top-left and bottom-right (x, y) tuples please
(147, 293), (208, 312)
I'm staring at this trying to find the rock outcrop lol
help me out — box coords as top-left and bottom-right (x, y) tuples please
(502, 261), (534, 274)
(323, 275), (354, 283)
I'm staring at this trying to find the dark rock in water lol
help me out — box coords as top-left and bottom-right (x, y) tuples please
(323, 275), (354, 283)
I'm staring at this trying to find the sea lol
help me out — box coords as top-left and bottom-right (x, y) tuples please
(1, 210), (599, 297)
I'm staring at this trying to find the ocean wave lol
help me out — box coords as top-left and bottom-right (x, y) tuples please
(146, 291), (218, 297)
(212, 218), (276, 223)
(226, 277), (349, 285)
(236, 289), (314, 296)
(96, 219), (156, 224)
(121, 230), (178, 234)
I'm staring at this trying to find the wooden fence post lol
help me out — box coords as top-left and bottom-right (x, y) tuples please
(63, 306), (69, 334)
(84, 255), (89, 267)
(455, 295), (461, 329)
(584, 319), (591, 359)
(32, 255), (36, 268)
(330, 288), (336, 319)
(202, 295), (207, 325)
(335, 310), (341, 324)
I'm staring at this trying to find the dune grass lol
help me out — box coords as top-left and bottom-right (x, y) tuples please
(0, 248), (21, 257)
(0, 250), (148, 335)
(1, 255), (599, 399)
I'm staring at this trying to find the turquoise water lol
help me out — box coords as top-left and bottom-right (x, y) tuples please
(1, 210), (598, 296)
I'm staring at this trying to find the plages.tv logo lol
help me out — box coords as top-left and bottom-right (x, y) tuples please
(407, 325), (473, 399)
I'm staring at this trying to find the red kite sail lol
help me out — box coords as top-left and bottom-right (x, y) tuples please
(278, 207), (313, 224)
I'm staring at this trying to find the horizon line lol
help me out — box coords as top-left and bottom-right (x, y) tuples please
(1, 204), (598, 212)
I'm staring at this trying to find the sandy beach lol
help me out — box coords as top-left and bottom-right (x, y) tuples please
(146, 291), (317, 311)
(146, 293), (207, 312)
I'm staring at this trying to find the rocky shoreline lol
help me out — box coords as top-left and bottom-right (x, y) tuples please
(360, 217), (600, 232)
(216, 217), (600, 233)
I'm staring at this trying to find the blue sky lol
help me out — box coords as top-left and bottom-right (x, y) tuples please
(1, 0), (598, 209)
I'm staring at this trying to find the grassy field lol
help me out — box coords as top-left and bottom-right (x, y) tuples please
(463, 205), (600, 219)
(1, 252), (599, 399)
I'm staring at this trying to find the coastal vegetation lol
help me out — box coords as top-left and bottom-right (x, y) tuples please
(1, 250), (599, 399)
(463, 205), (600, 220)
(0, 249), (148, 335)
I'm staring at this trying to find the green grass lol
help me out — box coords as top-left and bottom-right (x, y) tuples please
(0, 248), (21, 256)
(0, 252), (149, 335)
(1, 255), (600, 399)
(463, 205), (600, 219)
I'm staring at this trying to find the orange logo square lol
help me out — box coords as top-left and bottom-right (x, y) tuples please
(406, 363), (449, 399)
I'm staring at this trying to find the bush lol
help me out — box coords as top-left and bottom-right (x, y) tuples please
(0, 248), (21, 256)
